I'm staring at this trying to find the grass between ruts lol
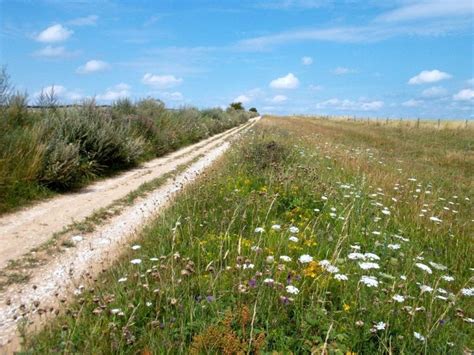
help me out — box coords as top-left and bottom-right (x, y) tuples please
(23, 116), (473, 353)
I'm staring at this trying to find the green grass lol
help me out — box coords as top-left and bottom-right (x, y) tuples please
(23, 116), (473, 353)
(0, 99), (254, 215)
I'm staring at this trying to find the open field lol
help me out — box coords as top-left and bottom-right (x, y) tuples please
(303, 115), (472, 130)
(22, 116), (473, 353)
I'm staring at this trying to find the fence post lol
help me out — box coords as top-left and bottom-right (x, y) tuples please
(416, 118), (420, 128)
(437, 119), (441, 129)
(465, 120), (468, 129)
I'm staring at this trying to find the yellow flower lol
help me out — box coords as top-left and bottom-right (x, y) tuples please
(303, 261), (321, 278)
(303, 240), (317, 247)
(343, 303), (351, 312)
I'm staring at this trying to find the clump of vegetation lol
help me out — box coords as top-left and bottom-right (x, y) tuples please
(23, 116), (473, 353)
(0, 68), (257, 213)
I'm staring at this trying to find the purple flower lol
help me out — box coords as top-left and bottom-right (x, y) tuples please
(206, 295), (215, 302)
(248, 278), (257, 288)
(279, 296), (290, 305)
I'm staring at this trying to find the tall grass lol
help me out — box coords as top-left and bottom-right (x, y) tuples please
(0, 83), (255, 213)
(23, 116), (473, 353)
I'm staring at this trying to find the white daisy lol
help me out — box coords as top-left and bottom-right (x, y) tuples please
(286, 285), (300, 295)
(461, 288), (474, 297)
(441, 275), (454, 282)
(289, 226), (299, 234)
(414, 332), (425, 341)
(392, 294), (405, 303)
(359, 262), (380, 270)
(271, 224), (281, 231)
(360, 275), (379, 287)
(298, 254), (313, 263)
(415, 263), (432, 274)
(280, 255), (292, 262)
(429, 261), (447, 271)
(374, 321), (386, 330)
(334, 274), (348, 281)
(131, 259), (142, 265)
(364, 253), (380, 261)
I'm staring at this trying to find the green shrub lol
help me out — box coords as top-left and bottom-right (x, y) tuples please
(39, 140), (85, 188)
(0, 72), (251, 213)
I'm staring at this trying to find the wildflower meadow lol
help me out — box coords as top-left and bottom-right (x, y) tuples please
(24, 116), (473, 353)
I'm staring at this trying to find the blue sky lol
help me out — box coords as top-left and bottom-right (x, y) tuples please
(1, 0), (473, 118)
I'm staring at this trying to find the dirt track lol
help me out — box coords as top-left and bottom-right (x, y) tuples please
(0, 117), (259, 351)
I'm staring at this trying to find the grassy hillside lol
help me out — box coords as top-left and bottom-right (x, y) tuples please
(24, 116), (473, 353)
(0, 91), (254, 214)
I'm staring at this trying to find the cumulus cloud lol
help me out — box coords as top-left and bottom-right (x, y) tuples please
(453, 88), (474, 101)
(270, 94), (288, 103)
(36, 24), (73, 43)
(402, 99), (423, 107)
(34, 85), (83, 102)
(408, 69), (452, 85)
(233, 94), (252, 104)
(301, 56), (313, 65)
(269, 73), (300, 89)
(332, 67), (355, 75)
(32, 45), (79, 58)
(142, 73), (183, 88)
(68, 15), (98, 26)
(316, 98), (384, 111)
(421, 86), (447, 98)
(76, 60), (110, 74)
(97, 83), (130, 101)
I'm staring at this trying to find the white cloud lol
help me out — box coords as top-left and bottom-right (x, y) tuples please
(68, 15), (98, 26)
(316, 98), (384, 111)
(408, 70), (452, 85)
(376, 0), (473, 23)
(76, 60), (110, 74)
(142, 73), (183, 88)
(34, 85), (83, 102)
(301, 56), (313, 65)
(36, 24), (73, 43)
(402, 99), (423, 107)
(233, 95), (252, 104)
(32, 45), (79, 58)
(270, 95), (288, 103)
(421, 86), (447, 98)
(332, 67), (355, 75)
(453, 88), (474, 101)
(269, 73), (300, 89)
(467, 78), (474, 86)
(97, 83), (130, 101)
(235, 16), (471, 50)
(161, 91), (184, 101)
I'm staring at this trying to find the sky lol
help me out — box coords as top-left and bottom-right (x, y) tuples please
(0, 0), (473, 118)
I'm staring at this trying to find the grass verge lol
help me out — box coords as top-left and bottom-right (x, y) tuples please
(23, 116), (473, 353)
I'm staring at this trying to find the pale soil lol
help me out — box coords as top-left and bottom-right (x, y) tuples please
(0, 117), (259, 351)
